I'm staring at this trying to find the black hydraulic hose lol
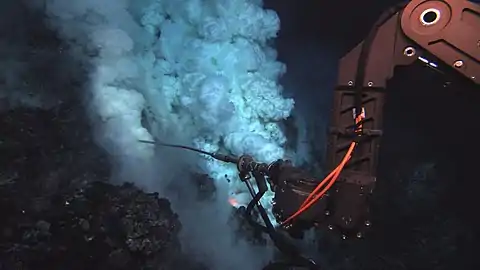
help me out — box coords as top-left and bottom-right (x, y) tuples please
(245, 180), (269, 233)
(354, 1), (409, 108)
(138, 139), (239, 163)
(245, 170), (269, 231)
(244, 173), (320, 270)
(352, 1), (409, 143)
(253, 196), (319, 270)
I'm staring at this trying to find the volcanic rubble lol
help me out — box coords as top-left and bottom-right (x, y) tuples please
(0, 103), (205, 270)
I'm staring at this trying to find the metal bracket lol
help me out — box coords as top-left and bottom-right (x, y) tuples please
(326, 12), (417, 234)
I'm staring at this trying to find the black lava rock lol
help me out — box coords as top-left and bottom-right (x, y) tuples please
(1, 181), (186, 270)
(0, 101), (191, 270)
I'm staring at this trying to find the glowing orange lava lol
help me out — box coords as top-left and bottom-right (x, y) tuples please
(228, 197), (239, 207)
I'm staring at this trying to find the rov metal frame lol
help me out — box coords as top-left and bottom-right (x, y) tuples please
(325, 0), (480, 235)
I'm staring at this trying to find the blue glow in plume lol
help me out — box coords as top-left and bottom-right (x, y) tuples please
(39, 0), (295, 267)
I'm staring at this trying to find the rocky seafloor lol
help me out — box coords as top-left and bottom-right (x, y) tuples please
(0, 103), (208, 270)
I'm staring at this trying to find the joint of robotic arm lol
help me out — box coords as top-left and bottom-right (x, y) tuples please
(400, 0), (480, 84)
(336, 4), (417, 90)
(238, 158), (321, 269)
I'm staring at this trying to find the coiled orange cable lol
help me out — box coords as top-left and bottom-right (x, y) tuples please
(281, 112), (364, 225)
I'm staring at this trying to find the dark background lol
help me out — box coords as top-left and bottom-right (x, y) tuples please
(0, 0), (479, 269)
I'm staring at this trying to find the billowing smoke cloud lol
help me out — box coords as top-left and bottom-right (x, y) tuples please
(139, 1), (294, 213)
(24, 0), (297, 269)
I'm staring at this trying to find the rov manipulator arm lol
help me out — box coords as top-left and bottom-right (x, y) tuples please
(135, 0), (480, 264)
(137, 140), (320, 269)
(323, 0), (480, 237)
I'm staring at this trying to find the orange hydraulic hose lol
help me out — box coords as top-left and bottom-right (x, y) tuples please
(281, 113), (364, 225)
(299, 163), (341, 209)
(281, 143), (355, 225)
(300, 114), (363, 207)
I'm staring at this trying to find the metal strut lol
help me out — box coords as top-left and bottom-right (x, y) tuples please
(138, 140), (320, 269)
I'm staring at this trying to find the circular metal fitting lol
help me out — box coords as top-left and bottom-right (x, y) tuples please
(367, 81), (373, 87)
(403, 47), (416, 57)
(453, 60), (464, 68)
(420, 8), (441, 26)
(348, 80), (354, 86)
